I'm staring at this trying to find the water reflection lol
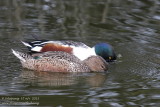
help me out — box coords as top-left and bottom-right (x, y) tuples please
(19, 70), (78, 87)
(18, 69), (107, 88)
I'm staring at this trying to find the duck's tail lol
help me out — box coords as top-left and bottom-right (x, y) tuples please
(11, 49), (29, 62)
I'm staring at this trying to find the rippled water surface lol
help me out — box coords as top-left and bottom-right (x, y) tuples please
(0, 0), (160, 106)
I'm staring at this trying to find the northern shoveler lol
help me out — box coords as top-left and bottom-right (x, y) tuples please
(12, 50), (108, 72)
(22, 40), (117, 62)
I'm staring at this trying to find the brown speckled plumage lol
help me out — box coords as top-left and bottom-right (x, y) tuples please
(12, 50), (108, 72)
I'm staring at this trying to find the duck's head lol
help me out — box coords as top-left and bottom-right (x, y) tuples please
(94, 43), (117, 62)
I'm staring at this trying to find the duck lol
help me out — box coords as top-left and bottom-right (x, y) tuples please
(21, 40), (117, 62)
(12, 50), (108, 72)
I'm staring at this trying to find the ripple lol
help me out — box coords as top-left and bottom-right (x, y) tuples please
(97, 91), (119, 97)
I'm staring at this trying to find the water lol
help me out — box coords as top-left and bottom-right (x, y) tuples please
(0, 0), (159, 106)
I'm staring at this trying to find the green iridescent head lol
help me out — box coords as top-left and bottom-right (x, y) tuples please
(94, 43), (116, 62)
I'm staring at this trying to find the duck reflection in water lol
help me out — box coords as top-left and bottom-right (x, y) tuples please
(18, 69), (107, 87)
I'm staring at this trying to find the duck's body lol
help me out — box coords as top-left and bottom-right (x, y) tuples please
(12, 50), (108, 72)
(22, 40), (116, 62)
